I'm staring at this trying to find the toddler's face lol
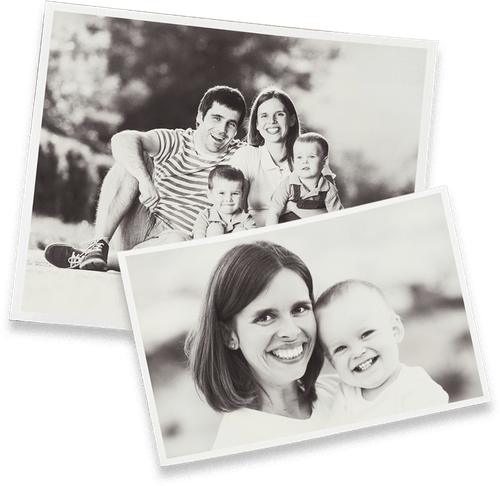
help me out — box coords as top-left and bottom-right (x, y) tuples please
(316, 286), (404, 391)
(293, 141), (325, 179)
(209, 177), (243, 216)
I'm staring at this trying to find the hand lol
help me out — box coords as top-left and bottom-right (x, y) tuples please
(138, 178), (160, 210)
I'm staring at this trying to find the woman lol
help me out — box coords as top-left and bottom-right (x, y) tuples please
(184, 240), (338, 449)
(229, 87), (301, 227)
(231, 86), (335, 227)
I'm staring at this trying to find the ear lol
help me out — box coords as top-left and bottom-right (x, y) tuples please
(392, 315), (405, 344)
(206, 188), (213, 202)
(289, 114), (297, 127)
(222, 327), (239, 350)
(196, 111), (203, 128)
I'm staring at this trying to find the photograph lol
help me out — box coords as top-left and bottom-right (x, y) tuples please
(9, 2), (437, 330)
(3, 0), (498, 484)
(119, 188), (489, 466)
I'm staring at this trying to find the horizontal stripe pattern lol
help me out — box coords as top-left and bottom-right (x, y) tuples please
(151, 128), (242, 235)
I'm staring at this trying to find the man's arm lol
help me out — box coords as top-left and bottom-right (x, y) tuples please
(110, 130), (161, 210)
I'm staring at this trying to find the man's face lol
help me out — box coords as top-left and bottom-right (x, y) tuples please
(196, 102), (241, 154)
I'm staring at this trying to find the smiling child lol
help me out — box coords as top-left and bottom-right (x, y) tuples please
(192, 165), (256, 239)
(315, 279), (449, 426)
(265, 132), (343, 225)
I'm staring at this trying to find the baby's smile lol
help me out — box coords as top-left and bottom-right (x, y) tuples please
(353, 355), (379, 372)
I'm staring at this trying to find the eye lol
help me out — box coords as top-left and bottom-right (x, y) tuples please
(333, 345), (347, 354)
(361, 330), (374, 339)
(291, 303), (312, 316)
(254, 313), (274, 325)
(228, 121), (237, 129)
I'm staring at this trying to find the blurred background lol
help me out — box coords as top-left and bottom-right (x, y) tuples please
(30, 10), (430, 250)
(123, 192), (486, 462)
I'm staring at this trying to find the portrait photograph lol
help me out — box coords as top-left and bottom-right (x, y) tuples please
(10, 2), (438, 330)
(119, 188), (489, 466)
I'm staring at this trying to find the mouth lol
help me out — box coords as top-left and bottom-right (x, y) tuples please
(211, 133), (226, 144)
(353, 356), (379, 372)
(270, 343), (305, 361)
(266, 127), (280, 135)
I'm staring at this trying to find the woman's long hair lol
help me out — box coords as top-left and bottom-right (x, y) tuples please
(184, 241), (324, 413)
(247, 87), (301, 164)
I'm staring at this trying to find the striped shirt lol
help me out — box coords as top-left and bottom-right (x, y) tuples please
(151, 128), (242, 236)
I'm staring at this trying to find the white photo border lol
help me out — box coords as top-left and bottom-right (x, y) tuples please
(119, 187), (490, 466)
(10, 1), (438, 330)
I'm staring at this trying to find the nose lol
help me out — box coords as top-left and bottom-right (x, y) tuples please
(277, 315), (301, 340)
(351, 342), (367, 359)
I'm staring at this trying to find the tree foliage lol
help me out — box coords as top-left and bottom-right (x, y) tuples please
(36, 13), (339, 221)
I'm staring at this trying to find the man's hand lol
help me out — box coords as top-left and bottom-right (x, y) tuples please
(138, 178), (160, 211)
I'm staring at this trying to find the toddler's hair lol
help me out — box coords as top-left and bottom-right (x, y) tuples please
(208, 165), (245, 191)
(294, 132), (329, 158)
(315, 279), (391, 314)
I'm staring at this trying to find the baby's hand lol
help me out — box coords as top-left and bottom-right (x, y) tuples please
(206, 222), (225, 238)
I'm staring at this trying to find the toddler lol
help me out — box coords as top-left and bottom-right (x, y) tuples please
(192, 165), (256, 239)
(315, 279), (449, 426)
(266, 132), (342, 225)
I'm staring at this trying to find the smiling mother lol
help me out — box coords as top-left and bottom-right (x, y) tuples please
(184, 241), (338, 449)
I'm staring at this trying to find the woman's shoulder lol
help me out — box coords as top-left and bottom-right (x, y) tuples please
(230, 145), (262, 164)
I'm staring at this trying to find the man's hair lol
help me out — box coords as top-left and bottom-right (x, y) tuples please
(184, 241), (324, 413)
(295, 132), (329, 158)
(197, 85), (247, 128)
(315, 279), (392, 314)
(207, 165), (245, 191)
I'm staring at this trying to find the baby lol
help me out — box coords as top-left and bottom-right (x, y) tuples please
(266, 132), (342, 226)
(315, 279), (449, 426)
(192, 165), (256, 239)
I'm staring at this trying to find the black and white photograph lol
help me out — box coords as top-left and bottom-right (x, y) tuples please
(119, 188), (488, 466)
(9, 2), (437, 330)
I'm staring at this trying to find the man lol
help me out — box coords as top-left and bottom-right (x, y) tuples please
(45, 85), (247, 271)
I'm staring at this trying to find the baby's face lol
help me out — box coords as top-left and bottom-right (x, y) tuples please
(209, 177), (243, 216)
(316, 286), (404, 391)
(293, 141), (325, 179)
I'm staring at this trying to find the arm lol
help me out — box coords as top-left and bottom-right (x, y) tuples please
(265, 179), (290, 226)
(265, 207), (281, 226)
(192, 209), (210, 239)
(110, 130), (161, 210)
(325, 181), (344, 212)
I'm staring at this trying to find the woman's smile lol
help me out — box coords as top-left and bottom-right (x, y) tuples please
(232, 268), (316, 386)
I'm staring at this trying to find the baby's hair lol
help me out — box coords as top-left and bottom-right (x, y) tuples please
(315, 279), (392, 314)
(294, 132), (329, 158)
(207, 165), (245, 191)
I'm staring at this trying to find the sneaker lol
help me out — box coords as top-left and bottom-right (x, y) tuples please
(79, 239), (109, 271)
(44, 243), (84, 269)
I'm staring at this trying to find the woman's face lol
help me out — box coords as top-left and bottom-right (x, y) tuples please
(230, 268), (316, 388)
(255, 98), (296, 145)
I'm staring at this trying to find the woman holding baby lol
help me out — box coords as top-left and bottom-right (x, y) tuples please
(184, 240), (338, 448)
(185, 239), (449, 450)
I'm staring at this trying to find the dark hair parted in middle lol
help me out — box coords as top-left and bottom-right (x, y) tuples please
(184, 240), (324, 413)
(247, 86), (301, 160)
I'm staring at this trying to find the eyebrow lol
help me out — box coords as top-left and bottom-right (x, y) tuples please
(250, 299), (312, 319)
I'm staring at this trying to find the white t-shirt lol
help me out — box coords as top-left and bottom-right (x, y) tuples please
(327, 364), (449, 427)
(212, 374), (339, 450)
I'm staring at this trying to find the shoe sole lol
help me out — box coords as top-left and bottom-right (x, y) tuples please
(80, 257), (108, 272)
